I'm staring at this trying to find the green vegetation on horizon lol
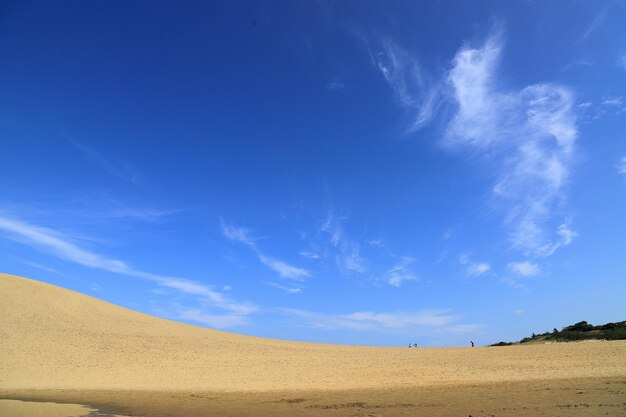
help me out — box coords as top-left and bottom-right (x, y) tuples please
(490, 321), (626, 346)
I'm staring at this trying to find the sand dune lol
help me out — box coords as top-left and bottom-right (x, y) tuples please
(2, 272), (626, 393)
(2, 273), (626, 416)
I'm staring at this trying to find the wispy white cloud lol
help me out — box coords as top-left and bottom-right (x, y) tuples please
(3, 196), (178, 230)
(0, 214), (130, 273)
(458, 254), (490, 277)
(319, 211), (368, 275)
(373, 38), (439, 131)
(221, 219), (310, 281)
(562, 59), (593, 72)
(502, 260), (546, 289)
(386, 257), (418, 287)
(344, 310), (457, 328)
(556, 223), (577, 248)
(337, 244), (366, 274)
(500, 276), (528, 290)
(446, 35), (504, 148)
(14, 259), (62, 275)
(618, 157), (626, 182)
(375, 39), (422, 108)
(602, 96), (623, 106)
(508, 261), (540, 277)
(220, 219), (255, 247)
(258, 254), (310, 281)
(0, 213), (256, 318)
(585, 96), (626, 119)
(321, 211), (343, 246)
(65, 135), (141, 185)
(267, 282), (302, 294)
(91, 203), (183, 224)
(280, 308), (469, 332)
(281, 309), (446, 330)
(466, 262), (491, 277)
(177, 309), (249, 328)
(446, 33), (578, 257)
(299, 250), (321, 260)
(374, 29), (579, 257)
(580, 7), (608, 40)
(366, 239), (385, 248)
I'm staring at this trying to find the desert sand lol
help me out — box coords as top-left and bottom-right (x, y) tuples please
(0, 399), (96, 417)
(1, 272), (625, 416)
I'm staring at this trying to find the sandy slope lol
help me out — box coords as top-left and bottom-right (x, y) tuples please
(1, 272), (626, 393)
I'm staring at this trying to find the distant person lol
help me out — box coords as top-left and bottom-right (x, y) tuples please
(471, 341), (474, 347)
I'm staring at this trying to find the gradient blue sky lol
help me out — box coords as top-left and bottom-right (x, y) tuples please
(1, 1), (625, 346)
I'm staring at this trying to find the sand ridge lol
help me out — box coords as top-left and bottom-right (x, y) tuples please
(1, 273), (626, 393)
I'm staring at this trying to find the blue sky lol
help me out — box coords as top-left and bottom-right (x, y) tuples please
(1, 1), (625, 346)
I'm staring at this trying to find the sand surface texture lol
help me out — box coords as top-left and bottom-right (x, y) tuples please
(0, 399), (95, 417)
(2, 273), (626, 416)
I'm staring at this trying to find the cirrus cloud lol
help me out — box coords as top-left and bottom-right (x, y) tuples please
(445, 33), (578, 257)
(508, 261), (541, 277)
(0, 213), (257, 319)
